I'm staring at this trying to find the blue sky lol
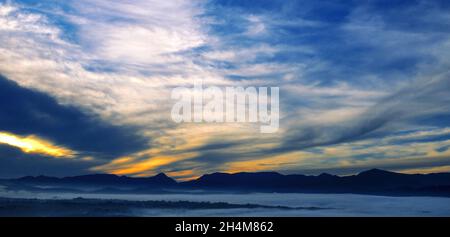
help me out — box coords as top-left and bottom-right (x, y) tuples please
(1, 0), (450, 179)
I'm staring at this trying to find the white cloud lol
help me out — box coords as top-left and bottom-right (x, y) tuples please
(245, 15), (266, 36)
(0, 1), (226, 127)
(202, 44), (277, 62)
(71, 0), (207, 66)
(0, 1), (235, 171)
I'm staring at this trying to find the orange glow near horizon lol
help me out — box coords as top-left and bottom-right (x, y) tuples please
(92, 152), (198, 177)
(0, 131), (75, 158)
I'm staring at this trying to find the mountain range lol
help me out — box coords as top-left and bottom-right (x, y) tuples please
(1, 169), (450, 197)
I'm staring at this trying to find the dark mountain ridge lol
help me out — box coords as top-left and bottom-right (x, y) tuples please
(14, 172), (176, 187)
(2, 169), (450, 197)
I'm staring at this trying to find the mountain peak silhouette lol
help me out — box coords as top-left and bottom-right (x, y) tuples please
(147, 173), (177, 185)
(318, 173), (336, 178)
(357, 168), (399, 176)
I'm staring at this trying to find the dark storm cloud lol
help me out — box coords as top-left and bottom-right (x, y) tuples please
(0, 145), (96, 178)
(0, 74), (148, 159)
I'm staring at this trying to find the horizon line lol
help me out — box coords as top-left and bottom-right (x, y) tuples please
(4, 168), (450, 182)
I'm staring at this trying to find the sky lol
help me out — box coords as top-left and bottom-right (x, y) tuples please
(1, 0), (450, 180)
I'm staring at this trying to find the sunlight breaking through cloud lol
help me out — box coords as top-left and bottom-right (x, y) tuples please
(0, 131), (75, 158)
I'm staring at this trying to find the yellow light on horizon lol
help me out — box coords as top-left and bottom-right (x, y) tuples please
(0, 131), (75, 158)
(92, 152), (198, 176)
